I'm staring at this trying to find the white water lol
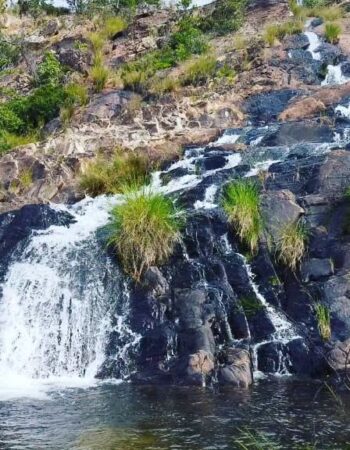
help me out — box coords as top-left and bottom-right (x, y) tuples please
(239, 255), (300, 377)
(0, 196), (140, 400)
(304, 31), (321, 61)
(322, 64), (350, 86)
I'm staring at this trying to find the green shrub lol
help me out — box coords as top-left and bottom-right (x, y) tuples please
(276, 220), (308, 271)
(36, 52), (64, 87)
(79, 150), (151, 196)
(108, 190), (184, 280)
(104, 16), (127, 39)
(170, 17), (208, 60)
(181, 54), (217, 86)
(324, 22), (341, 44)
(222, 180), (262, 253)
(0, 104), (24, 133)
(0, 35), (20, 71)
(314, 303), (331, 341)
(90, 63), (109, 92)
(201, 0), (247, 35)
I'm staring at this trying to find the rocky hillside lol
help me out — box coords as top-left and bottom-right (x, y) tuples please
(0, 0), (348, 212)
(3, 0), (350, 388)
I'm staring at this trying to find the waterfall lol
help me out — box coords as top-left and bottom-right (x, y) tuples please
(0, 196), (138, 398)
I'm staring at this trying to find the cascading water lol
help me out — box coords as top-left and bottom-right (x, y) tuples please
(0, 196), (140, 399)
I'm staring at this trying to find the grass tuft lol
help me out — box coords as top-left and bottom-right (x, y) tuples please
(263, 20), (303, 46)
(181, 54), (217, 86)
(324, 22), (341, 44)
(222, 180), (262, 253)
(108, 190), (184, 280)
(79, 150), (151, 197)
(90, 63), (109, 92)
(314, 303), (331, 341)
(276, 220), (308, 271)
(104, 17), (127, 39)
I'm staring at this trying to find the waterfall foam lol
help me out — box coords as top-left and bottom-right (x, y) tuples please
(0, 196), (139, 399)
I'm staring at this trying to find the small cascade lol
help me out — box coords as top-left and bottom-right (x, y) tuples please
(322, 64), (350, 86)
(236, 252), (300, 377)
(0, 196), (140, 397)
(304, 31), (321, 60)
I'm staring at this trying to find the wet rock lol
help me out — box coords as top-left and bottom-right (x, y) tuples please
(261, 122), (333, 146)
(279, 82), (350, 121)
(245, 89), (301, 124)
(261, 190), (304, 241)
(301, 258), (334, 282)
(317, 43), (341, 66)
(341, 62), (350, 77)
(283, 33), (309, 51)
(327, 339), (350, 371)
(311, 18), (323, 28)
(218, 348), (252, 388)
(321, 274), (350, 340)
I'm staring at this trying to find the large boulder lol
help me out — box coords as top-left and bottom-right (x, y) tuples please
(261, 190), (304, 241)
(327, 339), (350, 371)
(218, 348), (252, 388)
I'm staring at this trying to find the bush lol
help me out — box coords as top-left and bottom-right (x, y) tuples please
(181, 54), (217, 86)
(0, 35), (20, 71)
(324, 22), (341, 44)
(104, 16), (127, 39)
(201, 0), (247, 35)
(314, 303), (331, 341)
(88, 32), (105, 52)
(311, 6), (343, 21)
(79, 150), (151, 196)
(108, 190), (184, 280)
(263, 20), (303, 46)
(222, 180), (262, 253)
(36, 52), (63, 87)
(170, 17), (208, 60)
(276, 220), (308, 271)
(90, 63), (109, 92)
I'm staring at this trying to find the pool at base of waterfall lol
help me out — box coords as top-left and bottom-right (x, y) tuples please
(1, 380), (350, 449)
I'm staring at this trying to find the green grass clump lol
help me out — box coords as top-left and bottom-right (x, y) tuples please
(314, 303), (331, 341)
(181, 54), (217, 86)
(276, 220), (308, 271)
(109, 190), (184, 280)
(79, 150), (151, 197)
(0, 131), (38, 154)
(147, 76), (179, 95)
(324, 22), (341, 44)
(222, 180), (262, 253)
(90, 63), (109, 92)
(263, 20), (303, 46)
(104, 16), (127, 39)
(313, 6), (343, 21)
(88, 31), (105, 53)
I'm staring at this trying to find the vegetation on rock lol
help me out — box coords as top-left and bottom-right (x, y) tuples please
(324, 22), (341, 44)
(79, 150), (151, 196)
(108, 190), (184, 280)
(222, 180), (262, 253)
(276, 220), (308, 271)
(314, 303), (331, 341)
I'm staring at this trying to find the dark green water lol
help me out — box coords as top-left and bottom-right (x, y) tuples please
(1, 378), (350, 449)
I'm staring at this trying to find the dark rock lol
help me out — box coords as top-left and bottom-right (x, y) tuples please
(261, 190), (304, 241)
(283, 33), (310, 51)
(327, 339), (350, 371)
(218, 348), (252, 388)
(41, 18), (60, 37)
(341, 62), (350, 77)
(311, 18), (323, 28)
(244, 89), (301, 124)
(317, 43), (341, 66)
(301, 258), (334, 282)
(57, 47), (92, 73)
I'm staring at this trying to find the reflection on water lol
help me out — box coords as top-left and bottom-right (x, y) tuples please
(1, 379), (350, 449)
